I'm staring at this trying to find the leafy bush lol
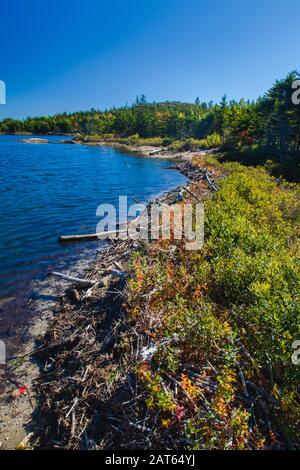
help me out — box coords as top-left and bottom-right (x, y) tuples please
(168, 134), (222, 152)
(201, 132), (222, 148)
(126, 162), (300, 449)
(126, 133), (140, 143)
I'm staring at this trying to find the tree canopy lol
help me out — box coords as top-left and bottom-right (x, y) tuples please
(1, 72), (300, 165)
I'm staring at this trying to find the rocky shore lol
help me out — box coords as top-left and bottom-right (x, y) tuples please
(18, 133), (219, 162)
(0, 155), (218, 449)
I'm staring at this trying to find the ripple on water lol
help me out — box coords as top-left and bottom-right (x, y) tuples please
(0, 135), (186, 300)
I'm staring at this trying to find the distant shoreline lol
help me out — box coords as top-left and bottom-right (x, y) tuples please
(12, 133), (209, 162)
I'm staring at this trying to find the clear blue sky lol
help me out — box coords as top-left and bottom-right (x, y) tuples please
(1, 0), (299, 118)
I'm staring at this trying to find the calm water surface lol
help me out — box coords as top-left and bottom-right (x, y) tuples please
(0, 135), (186, 298)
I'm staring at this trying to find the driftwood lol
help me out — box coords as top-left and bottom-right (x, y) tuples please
(113, 260), (124, 271)
(203, 172), (219, 191)
(81, 283), (101, 300)
(48, 271), (99, 288)
(58, 230), (127, 243)
(183, 185), (201, 202)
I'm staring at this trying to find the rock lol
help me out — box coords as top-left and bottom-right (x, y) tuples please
(66, 288), (81, 303)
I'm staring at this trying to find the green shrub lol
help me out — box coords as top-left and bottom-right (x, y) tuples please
(126, 162), (300, 448)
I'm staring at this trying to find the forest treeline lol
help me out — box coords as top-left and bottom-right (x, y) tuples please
(1, 72), (300, 179)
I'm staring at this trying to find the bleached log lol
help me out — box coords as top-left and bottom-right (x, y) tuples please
(183, 185), (201, 201)
(113, 260), (124, 271)
(203, 172), (219, 191)
(58, 230), (127, 242)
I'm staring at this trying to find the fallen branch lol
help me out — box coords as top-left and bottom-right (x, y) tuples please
(113, 260), (124, 271)
(203, 172), (219, 191)
(183, 185), (201, 202)
(58, 229), (127, 243)
(48, 271), (99, 288)
(66, 397), (79, 419)
(81, 283), (101, 300)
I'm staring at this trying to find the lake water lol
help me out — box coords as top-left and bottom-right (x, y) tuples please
(0, 135), (186, 299)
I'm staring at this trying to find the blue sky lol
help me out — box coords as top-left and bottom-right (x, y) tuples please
(1, 0), (300, 118)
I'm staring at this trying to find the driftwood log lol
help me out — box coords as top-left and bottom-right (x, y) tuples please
(203, 172), (219, 191)
(58, 229), (127, 243)
(183, 185), (201, 202)
(48, 271), (99, 288)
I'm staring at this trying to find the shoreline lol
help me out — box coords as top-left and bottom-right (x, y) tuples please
(75, 140), (206, 162)
(10, 133), (210, 162)
(0, 154), (206, 449)
(32, 160), (214, 449)
(0, 247), (106, 449)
